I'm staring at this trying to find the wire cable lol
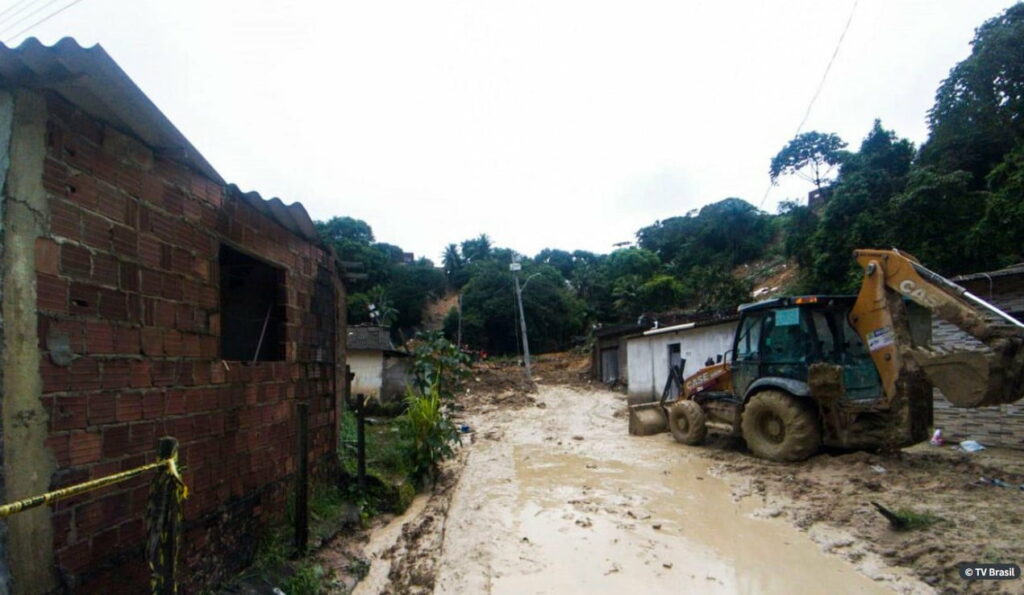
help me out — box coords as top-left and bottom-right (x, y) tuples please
(0, 0), (41, 25)
(0, 0), (63, 38)
(3, 0), (86, 45)
(759, 0), (860, 209)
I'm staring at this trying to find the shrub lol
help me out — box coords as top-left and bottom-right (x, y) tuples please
(398, 384), (461, 484)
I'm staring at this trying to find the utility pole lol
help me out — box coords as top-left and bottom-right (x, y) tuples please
(510, 261), (532, 382)
(456, 294), (463, 348)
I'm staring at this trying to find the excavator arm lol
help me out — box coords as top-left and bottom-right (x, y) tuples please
(851, 249), (1024, 408)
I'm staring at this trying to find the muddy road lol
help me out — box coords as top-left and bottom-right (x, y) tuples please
(366, 384), (931, 594)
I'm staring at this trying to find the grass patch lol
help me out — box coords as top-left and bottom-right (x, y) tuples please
(892, 508), (942, 531)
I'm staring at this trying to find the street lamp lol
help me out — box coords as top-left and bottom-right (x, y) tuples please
(510, 261), (540, 383)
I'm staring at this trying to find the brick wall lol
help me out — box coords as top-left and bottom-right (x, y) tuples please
(932, 274), (1024, 449)
(35, 91), (340, 592)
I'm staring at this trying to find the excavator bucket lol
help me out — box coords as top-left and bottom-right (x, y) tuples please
(628, 402), (668, 435)
(910, 347), (1024, 408)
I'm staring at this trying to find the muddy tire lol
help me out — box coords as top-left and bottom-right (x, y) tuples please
(668, 400), (707, 445)
(741, 390), (820, 462)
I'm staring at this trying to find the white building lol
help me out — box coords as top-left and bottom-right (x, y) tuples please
(626, 318), (738, 404)
(347, 325), (411, 406)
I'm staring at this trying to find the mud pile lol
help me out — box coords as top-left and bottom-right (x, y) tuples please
(706, 443), (1024, 593)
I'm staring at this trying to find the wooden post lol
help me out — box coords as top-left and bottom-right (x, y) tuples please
(152, 437), (180, 595)
(355, 393), (366, 493)
(295, 402), (310, 554)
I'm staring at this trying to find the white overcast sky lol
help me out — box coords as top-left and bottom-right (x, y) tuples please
(9, 0), (1020, 262)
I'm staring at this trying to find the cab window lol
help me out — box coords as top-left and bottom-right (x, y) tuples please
(734, 314), (763, 360)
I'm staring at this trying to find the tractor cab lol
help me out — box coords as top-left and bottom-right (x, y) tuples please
(731, 296), (883, 404)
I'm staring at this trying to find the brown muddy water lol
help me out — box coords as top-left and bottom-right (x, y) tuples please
(361, 385), (925, 594)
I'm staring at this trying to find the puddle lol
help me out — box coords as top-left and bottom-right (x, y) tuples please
(498, 445), (892, 594)
(352, 494), (430, 595)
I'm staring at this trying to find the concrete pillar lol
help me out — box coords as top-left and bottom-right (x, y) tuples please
(1, 88), (57, 594)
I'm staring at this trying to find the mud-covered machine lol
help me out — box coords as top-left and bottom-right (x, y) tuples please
(629, 249), (1024, 461)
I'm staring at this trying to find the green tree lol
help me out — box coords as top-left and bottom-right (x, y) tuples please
(770, 131), (848, 191)
(805, 121), (915, 291)
(921, 3), (1024, 183)
(460, 234), (493, 263)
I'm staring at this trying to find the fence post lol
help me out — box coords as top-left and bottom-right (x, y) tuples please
(295, 402), (310, 554)
(149, 436), (181, 595)
(355, 393), (366, 493)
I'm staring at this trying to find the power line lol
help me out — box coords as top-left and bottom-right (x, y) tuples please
(0, 0), (50, 32)
(759, 0), (860, 209)
(3, 0), (87, 45)
(0, 0), (40, 23)
(0, 0), (64, 38)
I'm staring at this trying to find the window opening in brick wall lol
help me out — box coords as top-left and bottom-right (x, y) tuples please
(220, 244), (285, 361)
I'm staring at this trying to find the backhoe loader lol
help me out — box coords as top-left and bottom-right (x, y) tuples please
(628, 249), (1024, 461)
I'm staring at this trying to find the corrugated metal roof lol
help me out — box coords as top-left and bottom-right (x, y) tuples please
(0, 37), (321, 245)
(953, 265), (1024, 283)
(347, 325), (395, 352)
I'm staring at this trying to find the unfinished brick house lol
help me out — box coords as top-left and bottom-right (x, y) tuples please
(933, 265), (1024, 449)
(0, 38), (346, 593)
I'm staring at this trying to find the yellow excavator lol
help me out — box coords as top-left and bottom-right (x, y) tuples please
(629, 249), (1024, 461)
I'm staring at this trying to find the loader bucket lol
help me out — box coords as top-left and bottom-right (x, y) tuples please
(910, 348), (1023, 408)
(628, 402), (668, 435)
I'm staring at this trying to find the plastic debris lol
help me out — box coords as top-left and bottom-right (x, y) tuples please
(930, 429), (944, 446)
(959, 440), (985, 452)
(871, 465), (887, 474)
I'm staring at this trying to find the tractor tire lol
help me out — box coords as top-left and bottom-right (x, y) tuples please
(668, 400), (707, 446)
(741, 390), (820, 462)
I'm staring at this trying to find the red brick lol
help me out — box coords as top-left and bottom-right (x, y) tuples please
(162, 185), (186, 216)
(81, 211), (111, 251)
(35, 237), (60, 275)
(41, 358), (69, 393)
(129, 360), (151, 388)
(52, 395), (87, 430)
(153, 300), (175, 328)
(57, 541), (91, 573)
(68, 431), (102, 465)
(200, 336), (218, 359)
(87, 392), (117, 425)
(101, 424), (129, 458)
(160, 273), (183, 301)
(138, 233), (161, 269)
(141, 391), (163, 418)
(119, 518), (144, 544)
(46, 433), (70, 466)
(98, 288), (128, 321)
(110, 225), (137, 258)
(60, 243), (91, 279)
(69, 358), (101, 391)
(43, 154), (67, 195)
(119, 261), (139, 292)
(84, 321), (114, 354)
(116, 393), (142, 422)
(37, 273), (69, 314)
(65, 170), (100, 210)
(140, 328), (163, 356)
(163, 329), (183, 356)
(101, 359), (131, 389)
(51, 199), (81, 240)
(97, 187), (128, 224)
(69, 282), (99, 316)
(113, 326), (139, 354)
(140, 268), (162, 296)
(163, 391), (186, 417)
(92, 253), (119, 286)
(129, 421), (155, 451)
